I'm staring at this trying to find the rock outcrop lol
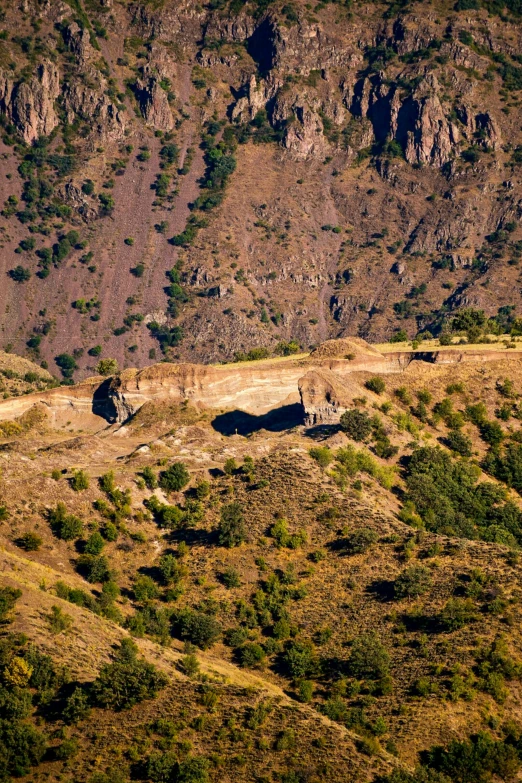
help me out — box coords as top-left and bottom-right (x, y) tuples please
(0, 61), (59, 143)
(135, 74), (174, 130)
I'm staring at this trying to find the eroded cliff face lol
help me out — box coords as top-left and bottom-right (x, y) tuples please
(0, 340), (518, 432)
(1, 0), (522, 378)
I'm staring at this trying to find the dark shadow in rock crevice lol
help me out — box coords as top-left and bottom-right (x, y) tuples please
(211, 403), (303, 436)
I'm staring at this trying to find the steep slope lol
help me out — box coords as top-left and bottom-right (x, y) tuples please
(1, 0), (522, 378)
(2, 342), (522, 781)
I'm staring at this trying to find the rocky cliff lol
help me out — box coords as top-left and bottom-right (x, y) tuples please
(0, 338), (520, 431)
(1, 0), (522, 379)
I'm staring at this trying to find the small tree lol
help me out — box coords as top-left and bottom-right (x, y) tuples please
(92, 639), (168, 710)
(346, 527), (378, 554)
(446, 430), (472, 457)
(218, 502), (246, 547)
(48, 502), (83, 540)
(84, 531), (105, 556)
(159, 462), (190, 493)
(55, 353), (77, 379)
(365, 377), (386, 394)
(70, 470), (89, 491)
(348, 633), (390, 679)
(96, 358), (119, 376)
(394, 565), (432, 600)
(9, 265), (31, 283)
(340, 409), (373, 441)
(223, 457), (237, 475)
(309, 446), (333, 468)
(16, 531), (42, 551)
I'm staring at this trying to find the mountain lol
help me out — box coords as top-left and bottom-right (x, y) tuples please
(2, 338), (522, 782)
(1, 0), (522, 380)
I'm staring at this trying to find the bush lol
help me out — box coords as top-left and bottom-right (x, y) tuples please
(440, 598), (476, 631)
(133, 574), (159, 602)
(365, 377), (386, 394)
(340, 409), (373, 441)
(142, 466), (157, 489)
(423, 732), (520, 783)
(348, 633), (390, 679)
(346, 527), (378, 554)
(238, 642), (266, 668)
(284, 640), (318, 680)
(159, 462), (190, 493)
(148, 755), (210, 783)
(92, 638), (167, 710)
(47, 605), (72, 634)
(16, 531), (42, 551)
(96, 358), (118, 376)
(48, 503), (83, 540)
(174, 609), (221, 649)
(0, 586), (21, 621)
(63, 686), (91, 724)
(404, 446), (522, 543)
(0, 721), (47, 777)
(309, 446), (333, 468)
(55, 353), (77, 379)
(394, 565), (432, 600)
(70, 470), (89, 491)
(446, 430), (472, 457)
(9, 265), (31, 282)
(84, 531), (105, 555)
(298, 679), (314, 703)
(269, 517), (306, 549)
(218, 502), (246, 547)
(76, 554), (112, 583)
(221, 567), (241, 588)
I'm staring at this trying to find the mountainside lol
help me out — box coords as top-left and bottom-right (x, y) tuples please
(3, 339), (522, 781)
(2, 0), (522, 379)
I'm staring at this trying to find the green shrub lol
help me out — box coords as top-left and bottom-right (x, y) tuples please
(446, 430), (472, 457)
(70, 470), (89, 491)
(221, 567), (241, 588)
(63, 686), (91, 724)
(269, 517), (306, 549)
(309, 446), (333, 468)
(47, 605), (72, 634)
(92, 639), (167, 710)
(48, 503), (83, 540)
(348, 633), (390, 679)
(173, 609), (221, 649)
(440, 598), (476, 631)
(9, 265), (31, 282)
(346, 527), (378, 554)
(142, 466), (158, 489)
(159, 462), (190, 493)
(76, 554), (112, 583)
(284, 640), (318, 680)
(298, 679), (314, 703)
(394, 565), (432, 600)
(238, 642), (266, 668)
(423, 732), (520, 783)
(340, 409), (373, 441)
(16, 531), (42, 551)
(365, 377), (386, 394)
(218, 502), (246, 547)
(0, 586), (22, 621)
(133, 574), (159, 602)
(84, 531), (105, 555)
(96, 358), (118, 376)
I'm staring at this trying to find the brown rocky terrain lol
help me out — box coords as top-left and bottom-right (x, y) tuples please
(1, 0), (522, 380)
(3, 337), (522, 781)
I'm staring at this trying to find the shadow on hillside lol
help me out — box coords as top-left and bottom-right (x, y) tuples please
(211, 403), (303, 436)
